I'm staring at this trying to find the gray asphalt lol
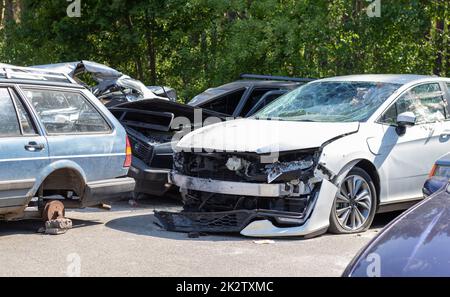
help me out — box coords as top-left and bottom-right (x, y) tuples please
(0, 197), (402, 277)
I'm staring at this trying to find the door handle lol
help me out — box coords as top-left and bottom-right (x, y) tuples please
(25, 142), (45, 152)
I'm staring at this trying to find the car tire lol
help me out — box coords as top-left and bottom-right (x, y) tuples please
(328, 167), (377, 234)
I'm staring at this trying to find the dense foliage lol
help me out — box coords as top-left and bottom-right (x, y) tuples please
(0, 0), (449, 102)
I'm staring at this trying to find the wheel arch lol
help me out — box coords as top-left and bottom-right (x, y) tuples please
(333, 158), (380, 206)
(353, 159), (380, 206)
(328, 159), (380, 234)
(29, 161), (88, 199)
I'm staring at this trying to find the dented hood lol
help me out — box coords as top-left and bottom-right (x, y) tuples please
(177, 119), (359, 154)
(114, 99), (226, 121)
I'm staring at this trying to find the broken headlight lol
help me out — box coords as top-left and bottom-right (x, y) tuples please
(266, 160), (314, 183)
(264, 150), (318, 184)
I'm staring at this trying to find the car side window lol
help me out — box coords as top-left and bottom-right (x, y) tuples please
(10, 90), (37, 135)
(381, 83), (448, 125)
(240, 88), (277, 117)
(245, 90), (287, 117)
(199, 89), (245, 115)
(0, 88), (21, 137)
(23, 89), (111, 134)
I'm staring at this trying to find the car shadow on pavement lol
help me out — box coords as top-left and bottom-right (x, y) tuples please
(371, 211), (404, 229)
(105, 213), (250, 242)
(0, 218), (102, 236)
(105, 210), (406, 242)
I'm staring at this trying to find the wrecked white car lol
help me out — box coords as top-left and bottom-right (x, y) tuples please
(34, 61), (175, 106)
(156, 75), (450, 238)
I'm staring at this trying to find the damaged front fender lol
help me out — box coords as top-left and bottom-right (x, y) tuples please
(240, 179), (338, 237)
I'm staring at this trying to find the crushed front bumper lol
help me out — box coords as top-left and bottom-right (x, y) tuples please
(169, 172), (297, 197)
(240, 180), (337, 237)
(158, 173), (338, 237)
(155, 210), (255, 233)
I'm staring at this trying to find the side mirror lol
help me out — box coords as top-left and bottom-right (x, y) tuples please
(396, 112), (416, 136)
(397, 112), (416, 127)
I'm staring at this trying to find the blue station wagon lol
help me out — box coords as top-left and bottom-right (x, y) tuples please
(0, 65), (135, 220)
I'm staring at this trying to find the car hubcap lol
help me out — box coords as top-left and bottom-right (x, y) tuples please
(334, 175), (372, 231)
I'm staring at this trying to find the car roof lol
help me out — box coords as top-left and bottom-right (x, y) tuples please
(0, 79), (85, 89)
(317, 74), (436, 85)
(188, 79), (301, 106)
(215, 80), (302, 89)
(0, 63), (84, 89)
(33, 60), (123, 78)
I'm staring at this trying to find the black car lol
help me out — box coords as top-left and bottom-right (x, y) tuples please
(187, 74), (313, 117)
(110, 99), (226, 197)
(343, 154), (450, 277)
(113, 74), (314, 197)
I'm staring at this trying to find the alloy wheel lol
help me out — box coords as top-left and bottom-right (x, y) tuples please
(334, 175), (373, 231)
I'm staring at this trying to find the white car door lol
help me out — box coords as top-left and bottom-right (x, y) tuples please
(376, 82), (450, 203)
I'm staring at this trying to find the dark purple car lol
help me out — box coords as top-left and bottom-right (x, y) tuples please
(343, 153), (450, 277)
(423, 153), (450, 197)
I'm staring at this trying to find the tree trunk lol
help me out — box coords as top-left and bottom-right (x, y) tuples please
(443, 1), (449, 77)
(434, 18), (444, 75)
(145, 20), (157, 85)
(14, 0), (22, 22)
(0, 0), (4, 27)
(4, 0), (14, 24)
(353, 0), (364, 19)
(124, 14), (144, 81)
(135, 56), (144, 81)
(431, 0), (445, 75)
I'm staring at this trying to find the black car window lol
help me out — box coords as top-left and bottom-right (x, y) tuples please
(381, 83), (448, 125)
(240, 88), (277, 117)
(0, 88), (21, 137)
(10, 90), (37, 135)
(380, 103), (398, 125)
(245, 90), (287, 117)
(199, 88), (245, 115)
(23, 89), (111, 134)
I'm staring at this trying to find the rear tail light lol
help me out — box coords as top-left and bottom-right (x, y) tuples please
(124, 136), (132, 168)
(429, 164), (437, 178)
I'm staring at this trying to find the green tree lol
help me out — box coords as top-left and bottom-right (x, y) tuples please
(0, 0), (449, 102)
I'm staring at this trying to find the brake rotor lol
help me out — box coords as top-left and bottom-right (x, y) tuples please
(42, 200), (65, 221)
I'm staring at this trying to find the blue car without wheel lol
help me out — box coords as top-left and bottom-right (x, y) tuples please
(0, 65), (135, 220)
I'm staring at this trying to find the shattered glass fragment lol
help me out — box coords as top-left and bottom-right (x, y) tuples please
(266, 160), (314, 184)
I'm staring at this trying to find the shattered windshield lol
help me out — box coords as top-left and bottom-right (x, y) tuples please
(255, 81), (401, 122)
